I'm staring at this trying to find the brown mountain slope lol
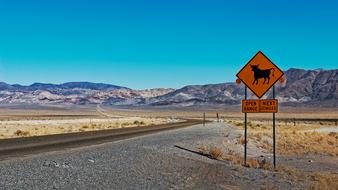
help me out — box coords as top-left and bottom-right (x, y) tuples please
(147, 68), (337, 107)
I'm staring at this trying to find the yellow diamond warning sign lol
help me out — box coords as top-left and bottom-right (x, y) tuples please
(237, 51), (284, 98)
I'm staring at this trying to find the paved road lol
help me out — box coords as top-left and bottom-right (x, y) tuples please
(0, 123), (297, 190)
(96, 104), (123, 118)
(0, 120), (200, 160)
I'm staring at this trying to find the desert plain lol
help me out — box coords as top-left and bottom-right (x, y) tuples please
(0, 105), (337, 189)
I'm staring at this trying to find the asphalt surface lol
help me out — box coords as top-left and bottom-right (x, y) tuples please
(0, 120), (200, 161)
(0, 123), (300, 189)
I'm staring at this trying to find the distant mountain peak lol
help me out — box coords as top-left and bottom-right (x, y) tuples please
(0, 68), (336, 108)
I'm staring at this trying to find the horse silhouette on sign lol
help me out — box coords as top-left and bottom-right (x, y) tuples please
(251, 65), (275, 85)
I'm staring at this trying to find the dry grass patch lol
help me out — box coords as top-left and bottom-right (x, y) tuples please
(253, 133), (262, 141)
(198, 145), (273, 170)
(308, 172), (338, 190)
(227, 119), (338, 156)
(276, 165), (338, 190)
(0, 117), (170, 139)
(278, 131), (338, 156)
(199, 145), (338, 189)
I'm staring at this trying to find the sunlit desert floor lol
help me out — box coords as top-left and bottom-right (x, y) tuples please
(0, 117), (175, 139)
(0, 106), (337, 188)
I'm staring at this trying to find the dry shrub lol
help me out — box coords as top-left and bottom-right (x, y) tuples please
(328, 132), (337, 138)
(253, 133), (262, 141)
(246, 159), (260, 168)
(14, 130), (30, 136)
(238, 136), (246, 145)
(209, 147), (223, 159)
(235, 122), (243, 127)
(82, 125), (89, 129)
(132, 120), (146, 126)
(223, 155), (242, 165)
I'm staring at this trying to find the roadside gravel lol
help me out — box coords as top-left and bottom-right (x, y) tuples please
(0, 123), (302, 189)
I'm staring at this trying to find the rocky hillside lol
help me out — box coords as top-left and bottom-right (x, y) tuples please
(276, 68), (338, 107)
(0, 82), (174, 105)
(146, 83), (244, 106)
(0, 68), (336, 107)
(146, 68), (338, 107)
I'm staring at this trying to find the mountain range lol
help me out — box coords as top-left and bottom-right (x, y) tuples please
(0, 68), (337, 108)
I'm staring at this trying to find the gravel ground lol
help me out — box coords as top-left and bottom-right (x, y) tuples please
(0, 123), (302, 190)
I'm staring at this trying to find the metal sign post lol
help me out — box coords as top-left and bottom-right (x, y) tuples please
(244, 87), (248, 166)
(272, 86), (276, 169)
(203, 112), (206, 126)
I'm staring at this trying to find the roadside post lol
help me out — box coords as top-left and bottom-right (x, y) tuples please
(272, 86), (276, 168)
(244, 87), (247, 165)
(236, 51), (284, 169)
(203, 112), (206, 126)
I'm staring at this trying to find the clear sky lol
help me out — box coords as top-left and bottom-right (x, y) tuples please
(0, 0), (337, 89)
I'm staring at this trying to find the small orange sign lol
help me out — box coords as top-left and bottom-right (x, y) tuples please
(242, 99), (278, 113)
(260, 99), (278, 113)
(237, 51), (284, 98)
(242, 100), (260, 113)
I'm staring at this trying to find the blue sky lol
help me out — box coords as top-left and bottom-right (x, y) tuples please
(0, 0), (337, 89)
